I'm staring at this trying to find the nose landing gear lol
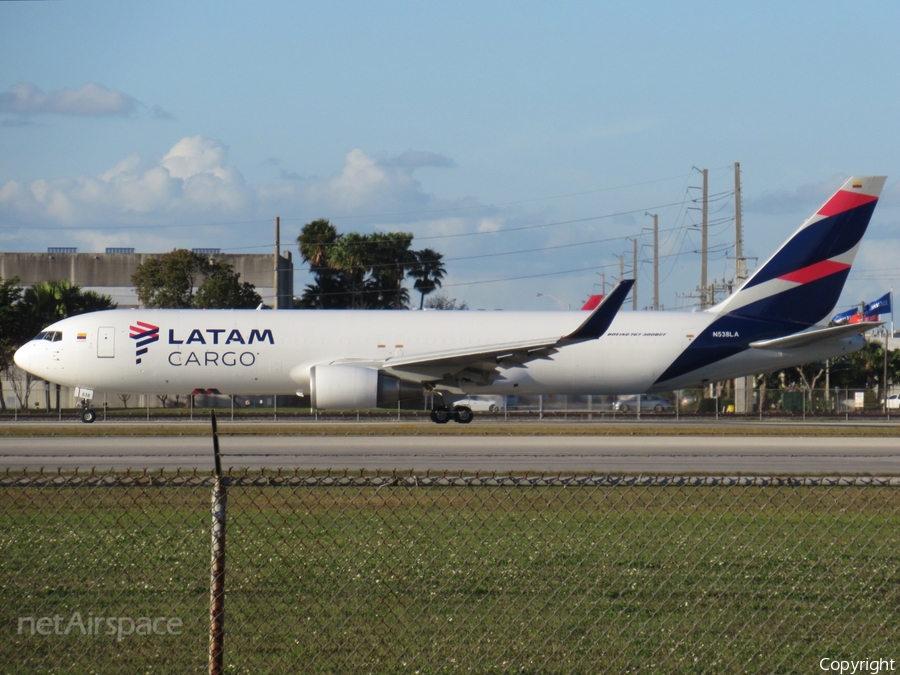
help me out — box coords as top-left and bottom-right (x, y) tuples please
(80, 404), (96, 424)
(75, 386), (96, 423)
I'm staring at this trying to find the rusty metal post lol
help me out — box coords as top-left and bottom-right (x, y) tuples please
(208, 411), (226, 675)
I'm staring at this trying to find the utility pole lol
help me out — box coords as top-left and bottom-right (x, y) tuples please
(273, 216), (294, 309)
(651, 213), (659, 310)
(732, 162), (753, 414)
(734, 162), (748, 284)
(632, 237), (638, 311)
(701, 168), (709, 308)
(274, 216), (281, 309)
(618, 255), (624, 284)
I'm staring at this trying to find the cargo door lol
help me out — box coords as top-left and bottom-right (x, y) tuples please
(98, 327), (115, 358)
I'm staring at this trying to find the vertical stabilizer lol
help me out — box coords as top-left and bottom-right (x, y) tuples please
(655, 175), (886, 386)
(713, 175), (886, 327)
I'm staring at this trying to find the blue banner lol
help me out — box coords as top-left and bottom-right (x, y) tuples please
(831, 307), (859, 325)
(864, 292), (892, 317)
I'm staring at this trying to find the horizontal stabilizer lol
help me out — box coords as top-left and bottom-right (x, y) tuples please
(749, 322), (880, 351)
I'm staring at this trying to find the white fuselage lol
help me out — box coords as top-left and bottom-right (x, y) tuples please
(14, 308), (865, 400)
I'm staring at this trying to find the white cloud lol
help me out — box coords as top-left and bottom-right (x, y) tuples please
(0, 82), (139, 116)
(161, 136), (228, 179)
(477, 217), (504, 233)
(305, 148), (451, 216)
(0, 141), (489, 262)
(0, 136), (250, 226)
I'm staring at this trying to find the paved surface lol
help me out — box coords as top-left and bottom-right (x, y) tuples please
(2, 434), (899, 474)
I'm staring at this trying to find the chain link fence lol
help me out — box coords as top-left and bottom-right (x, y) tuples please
(3, 471), (900, 673)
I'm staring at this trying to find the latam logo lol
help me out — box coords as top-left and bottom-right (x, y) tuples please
(130, 322), (160, 364)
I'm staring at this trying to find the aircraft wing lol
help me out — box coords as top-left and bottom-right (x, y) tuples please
(749, 322), (881, 351)
(370, 280), (634, 384)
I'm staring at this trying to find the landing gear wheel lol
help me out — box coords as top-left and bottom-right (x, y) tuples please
(453, 406), (474, 424)
(430, 406), (451, 424)
(81, 408), (96, 424)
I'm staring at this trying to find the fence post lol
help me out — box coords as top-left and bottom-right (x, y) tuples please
(209, 411), (227, 675)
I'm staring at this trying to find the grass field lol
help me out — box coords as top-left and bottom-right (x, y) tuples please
(3, 480), (900, 673)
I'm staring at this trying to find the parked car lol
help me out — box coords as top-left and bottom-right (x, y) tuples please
(886, 395), (900, 410)
(613, 395), (674, 413)
(451, 396), (505, 413)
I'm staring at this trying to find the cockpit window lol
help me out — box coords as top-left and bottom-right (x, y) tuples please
(32, 331), (62, 342)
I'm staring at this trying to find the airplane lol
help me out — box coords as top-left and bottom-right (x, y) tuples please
(14, 175), (886, 424)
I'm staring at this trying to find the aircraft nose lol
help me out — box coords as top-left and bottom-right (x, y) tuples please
(13, 343), (30, 372)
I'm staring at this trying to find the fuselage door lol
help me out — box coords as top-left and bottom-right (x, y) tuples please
(98, 327), (115, 358)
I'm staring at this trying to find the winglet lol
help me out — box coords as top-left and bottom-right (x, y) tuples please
(559, 279), (633, 344)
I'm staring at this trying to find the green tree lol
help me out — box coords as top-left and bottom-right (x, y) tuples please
(192, 262), (263, 309)
(296, 219), (444, 310)
(424, 292), (467, 310)
(132, 250), (261, 309)
(298, 273), (351, 309)
(830, 340), (884, 390)
(20, 280), (116, 339)
(296, 219), (349, 309)
(367, 232), (416, 309)
(328, 233), (372, 309)
(132, 249), (208, 308)
(12, 280), (116, 413)
(0, 276), (24, 411)
(297, 218), (339, 271)
(410, 248), (446, 310)
(829, 338), (900, 392)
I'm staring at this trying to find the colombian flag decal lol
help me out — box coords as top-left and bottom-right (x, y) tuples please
(77, 333), (87, 341)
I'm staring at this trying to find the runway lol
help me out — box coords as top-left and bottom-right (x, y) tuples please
(2, 434), (899, 474)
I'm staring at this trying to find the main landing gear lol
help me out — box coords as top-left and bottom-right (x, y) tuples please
(430, 404), (474, 425)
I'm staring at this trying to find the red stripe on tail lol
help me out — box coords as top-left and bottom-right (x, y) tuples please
(778, 259), (850, 285)
(818, 190), (878, 217)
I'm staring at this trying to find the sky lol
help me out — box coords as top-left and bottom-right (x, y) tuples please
(2, 1), (899, 313)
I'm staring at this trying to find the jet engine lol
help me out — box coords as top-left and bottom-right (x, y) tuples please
(309, 364), (422, 410)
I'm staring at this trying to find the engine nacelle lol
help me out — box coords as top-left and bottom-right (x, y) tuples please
(309, 364), (422, 410)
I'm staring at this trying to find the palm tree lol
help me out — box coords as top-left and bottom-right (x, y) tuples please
(410, 249), (446, 310)
(21, 280), (116, 337)
(297, 219), (339, 271)
(0, 276), (24, 411)
(298, 219), (343, 308)
(328, 233), (371, 309)
(368, 232), (416, 309)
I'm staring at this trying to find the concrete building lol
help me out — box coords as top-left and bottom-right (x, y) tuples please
(0, 248), (293, 308)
